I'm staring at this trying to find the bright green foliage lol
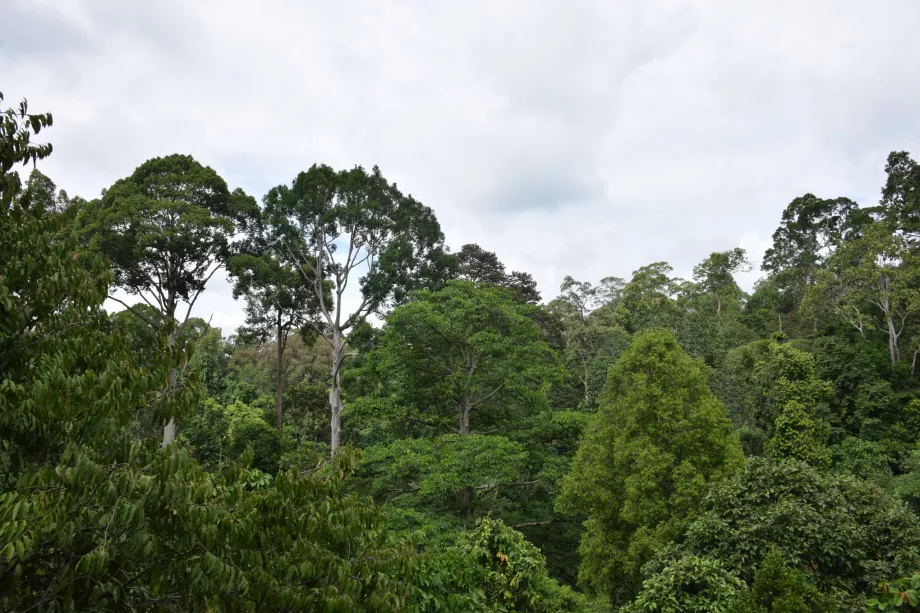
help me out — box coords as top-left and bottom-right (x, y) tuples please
(412, 517), (602, 613)
(558, 328), (743, 604)
(767, 400), (831, 468)
(0, 90), (53, 206)
(228, 231), (326, 431)
(682, 459), (920, 611)
(547, 275), (626, 407)
(0, 96), (418, 611)
(731, 551), (839, 613)
(455, 517), (594, 612)
(181, 398), (281, 473)
(264, 163), (450, 453)
(806, 220), (920, 365)
(364, 280), (558, 436)
(623, 555), (745, 613)
(693, 248), (752, 314)
(712, 339), (832, 454)
(360, 434), (529, 517)
(867, 570), (920, 611)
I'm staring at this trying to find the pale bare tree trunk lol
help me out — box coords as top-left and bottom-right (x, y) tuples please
(329, 330), (345, 454)
(459, 391), (471, 436)
(162, 286), (178, 446)
(162, 328), (177, 446)
(275, 312), (285, 433)
(887, 315), (900, 364)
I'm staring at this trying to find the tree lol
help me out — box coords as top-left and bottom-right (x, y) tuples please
(366, 281), (557, 437)
(558, 328), (743, 605)
(622, 555), (745, 613)
(264, 164), (448, 454)
(731, 550), (839, 613)
(767, 400), (831, 468)
(805, 220), (920, 365)
(692, 248), (752, 314)
(455, 242), (542, 303)
(880, 151), (920, 240)
(0, 95), (420, 610)
(618, 262), (682, 333)
(548, 275), (625, 407)
(763, 194), (860, 279)
(0, 90), (52, 206)
(228, 240), (325, 432)
(682, 459), (920, 611)
(17, 167), (70, 213)
(711, 340), (832, 446)
(447, 517), (594, 612)
(77, 153), (259, 444)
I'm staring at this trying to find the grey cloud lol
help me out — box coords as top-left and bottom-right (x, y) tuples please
(0, 3), (96, 59)
(5, 0), (920, 329)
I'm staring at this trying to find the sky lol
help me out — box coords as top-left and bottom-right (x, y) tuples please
(3, 0), (919, 335)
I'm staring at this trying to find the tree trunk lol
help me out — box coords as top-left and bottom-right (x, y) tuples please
(162, 290), (177, 446)
(275, 313), (284, 433)
(329, 331), (345, 454)
(459, 371), (472, 435)
(887, 315), (900, 364)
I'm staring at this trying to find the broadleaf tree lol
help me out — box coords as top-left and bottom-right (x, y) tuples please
(558, 328), (743, 605)
(228, 231), (327, 432)
(77, 153), (259, 444)
(264, 163), (448, 454)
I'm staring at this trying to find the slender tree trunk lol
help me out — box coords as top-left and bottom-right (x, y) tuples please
(162, 328), (177, 446)
(887, 315), (900, 364)
(275, 312), (284, 433)
(459, 391), (473, 514)
(459, 391), (471, 436)
(329, 330), (345, 454)
(162, 293), (177, 447)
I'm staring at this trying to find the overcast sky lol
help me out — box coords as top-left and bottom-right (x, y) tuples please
(3, 0), (919, 335)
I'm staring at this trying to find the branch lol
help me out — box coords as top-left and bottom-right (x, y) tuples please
(107, 295), (161, 329)
(180, 264), (222, 326)
(509, 521), (553, 529)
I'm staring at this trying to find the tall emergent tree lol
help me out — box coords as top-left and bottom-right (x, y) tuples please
(77, 154), (258, 444)
(760, 194), (861, 331)
(692, 248), (751, 313)
(548, 275), (625, 406)
(805, 220), (920, 365)
(558, 328), (742, 606)
(264, 163), (448, 454)
(228, 234), (326, 432)
(1, 92), (421, 611)
(454, 242), (542, 303)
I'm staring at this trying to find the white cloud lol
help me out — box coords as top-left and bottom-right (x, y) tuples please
(3, 0), (919, 333)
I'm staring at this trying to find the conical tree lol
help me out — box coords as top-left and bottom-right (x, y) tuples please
(558, 328), (743, 605)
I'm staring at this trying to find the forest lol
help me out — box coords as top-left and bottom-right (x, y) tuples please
(4, 89), (920, 613)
